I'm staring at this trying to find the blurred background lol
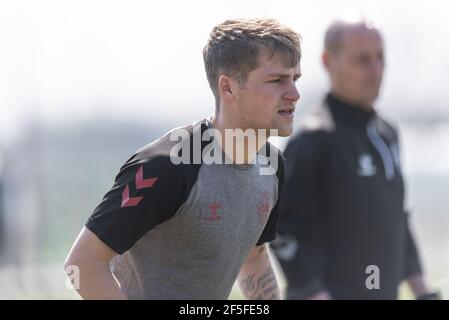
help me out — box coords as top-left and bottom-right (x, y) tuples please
(0, 0), (447, 299)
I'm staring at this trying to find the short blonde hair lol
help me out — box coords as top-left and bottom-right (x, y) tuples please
(203, 18), (302, 108)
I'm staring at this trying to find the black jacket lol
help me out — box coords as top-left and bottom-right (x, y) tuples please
(273, 93), (422, 299)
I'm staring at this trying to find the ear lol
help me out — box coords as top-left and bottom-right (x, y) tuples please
(218, 74), (236, 102)
(322, 50), (331, 71)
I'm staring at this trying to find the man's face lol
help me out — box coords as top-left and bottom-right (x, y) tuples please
(233, 50), (301, 137)
(328, 28), (384, 108)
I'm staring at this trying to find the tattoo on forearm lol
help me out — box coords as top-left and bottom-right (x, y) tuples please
(240, 266), (279, 300)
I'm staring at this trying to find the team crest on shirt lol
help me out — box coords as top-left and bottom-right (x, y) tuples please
(257, 192), (271, 225)
(357, 153), (376, 177)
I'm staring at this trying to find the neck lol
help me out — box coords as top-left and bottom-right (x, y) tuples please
(210, 111), (268, 164)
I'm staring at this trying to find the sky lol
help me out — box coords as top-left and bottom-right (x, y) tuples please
(0, 0), (449, 142)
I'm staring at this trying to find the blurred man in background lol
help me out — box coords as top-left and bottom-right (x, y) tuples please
(64, 18), (301, 299)
(273, 18), (440, 299)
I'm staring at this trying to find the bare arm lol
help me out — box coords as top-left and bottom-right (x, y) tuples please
(64, 227), (127, 300)
(237, 244), (281, 300)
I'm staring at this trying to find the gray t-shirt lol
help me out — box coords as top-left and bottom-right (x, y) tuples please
(86, 118), (284, 299)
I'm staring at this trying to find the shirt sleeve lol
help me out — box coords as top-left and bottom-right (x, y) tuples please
(402, 211), (424, 279)
(271, 131), (330, 299)
(256, 147), (285, 246)
(86, 152), (197, 254)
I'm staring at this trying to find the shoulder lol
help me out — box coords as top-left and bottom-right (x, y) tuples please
(282, 103), (337, 169)
(288, 102), (336, 151)
(297, 101), (336, 134)
(117, 119), (209, 182)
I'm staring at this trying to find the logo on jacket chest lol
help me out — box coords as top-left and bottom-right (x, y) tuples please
(357, 153), (376, 177)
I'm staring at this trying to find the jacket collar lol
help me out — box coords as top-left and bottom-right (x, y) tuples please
(326, 93), (376, 126)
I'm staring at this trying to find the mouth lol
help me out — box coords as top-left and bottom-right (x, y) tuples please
(278, 107), (295, 118)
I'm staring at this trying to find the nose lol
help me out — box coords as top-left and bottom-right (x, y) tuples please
(284, 82), (300, 103)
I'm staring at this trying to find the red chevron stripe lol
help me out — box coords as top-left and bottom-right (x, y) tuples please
(135, 166), (158, 189)
(121, 184), (143, 208)
(120, 166), (158, 208)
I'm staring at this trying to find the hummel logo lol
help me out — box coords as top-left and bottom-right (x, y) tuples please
(205, 201), (222, 222)
(358, 153), (376, 177)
